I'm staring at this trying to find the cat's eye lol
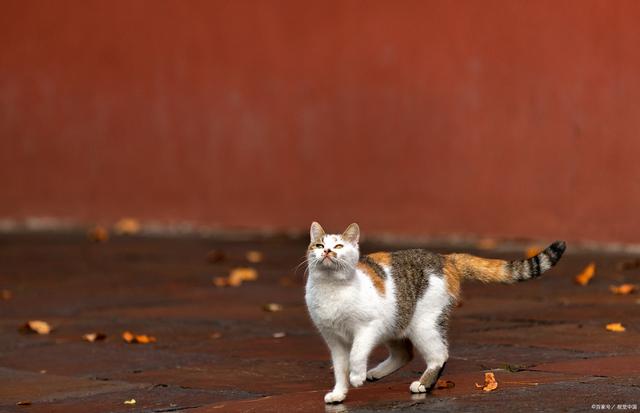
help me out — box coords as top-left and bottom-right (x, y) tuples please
(334, 244), (344, 249)
(315, 243), (324, 249)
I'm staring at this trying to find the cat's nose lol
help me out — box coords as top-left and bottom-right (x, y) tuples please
(324, 249), (331, 254)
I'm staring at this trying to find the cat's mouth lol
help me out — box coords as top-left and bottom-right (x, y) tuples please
(321, 256), (335, 265)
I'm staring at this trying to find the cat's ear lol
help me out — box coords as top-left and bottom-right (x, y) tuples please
(342, 223), (360, 244)
(310, 222), (325, 241)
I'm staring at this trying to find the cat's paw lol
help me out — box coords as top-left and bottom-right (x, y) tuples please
(410, 381), (427, 393)
(349, 372), (366, 387)
(324, 390), (347, 404)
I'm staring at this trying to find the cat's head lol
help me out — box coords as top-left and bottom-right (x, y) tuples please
(307, 222), (360, 273)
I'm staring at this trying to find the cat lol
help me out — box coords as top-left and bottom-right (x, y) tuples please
(304, 222), (566, 404)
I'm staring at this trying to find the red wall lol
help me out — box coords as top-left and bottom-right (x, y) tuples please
(2, 1), (640, 242)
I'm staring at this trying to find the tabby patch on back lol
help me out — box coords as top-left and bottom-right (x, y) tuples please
(304, 222), (566, 404)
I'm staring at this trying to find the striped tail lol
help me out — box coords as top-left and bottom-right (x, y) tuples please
(444, 241), (566, 284)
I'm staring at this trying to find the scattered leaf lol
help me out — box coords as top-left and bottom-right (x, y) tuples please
(122, 331), (156, 344)
(605, 323), (626, 332)
(475, 372), (498, 392)
(436, 379), (455, 389)
(123, 399), (136, 405)
(210, 332), (222, 339)
(83, 332), (107, 342)
(115, 218), (140, 235)
(206, 250), (226, 263)
(227, 267), (258, 287)
(1, 289), (12, 300)
(525, 246), (543, 259)
(22, 320), (52, 335)
(212, 277), (228, 287)
(609, 284), (637, 295)
(246, 250), (264, 263)
(16, 401), (32, 406)
(476, 238), (497, 250)
(87, 226), (109, 242)
(574, 262), (596, 286)
(272, 332), (286, 338)
(263, 303), (283, 312)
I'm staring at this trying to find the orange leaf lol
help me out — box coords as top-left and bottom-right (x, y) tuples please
(475, 372), (498, 392)
(525, 246), (543, 259)
(436, 379), (455, 389)
(574, 262), (596, 286)
(246, 250), (264, 263)
(605, 323), (626, 332)
(114, 218), (140, 235)
(122, 331), (156, 344)
(87, 226), (109, 242)
(609, 284), (636, 295)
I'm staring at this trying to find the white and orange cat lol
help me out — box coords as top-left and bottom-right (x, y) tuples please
(304, 222), (565, 404)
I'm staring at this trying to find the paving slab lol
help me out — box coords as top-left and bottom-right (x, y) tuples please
(0, 232), (639, 412)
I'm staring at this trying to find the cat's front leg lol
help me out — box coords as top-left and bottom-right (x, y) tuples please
(324, 335), (350, 404)
(349, 324), (380, 388)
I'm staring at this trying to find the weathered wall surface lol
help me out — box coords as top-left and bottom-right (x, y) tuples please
(2, 1), (640, 242)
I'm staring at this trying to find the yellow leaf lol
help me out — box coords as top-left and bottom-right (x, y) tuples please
(263, 303), (283, 312)
(475, 372), (498, 392)
(123, 399), (136, 405)
(605, 323), (626, 332)
(83, 332), (106, 342)
(115, 218), (140, 235)
(574, 262), (596, 286)
(25, 320), (52, 335)
(246, 250), (264, 263)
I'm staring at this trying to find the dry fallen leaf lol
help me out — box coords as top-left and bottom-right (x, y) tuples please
(574, 262), (596, 286)
(206, 250), (226, 263)
(16, 401), (32, 406)
(609, 284), (637, 295)
(228, 267), (258, 286)
(212, 277), (228, 287)
(605, 323), (626, 332)
(122, 331), (156, 344)
(263, 303), (283, 312)
(83, 332), (107, 342)
(1, 289), (12, 300)
(476, 238), (497, 250)
(115, 218), (140, 235)
(246, 250), (264, 263)
(272, 332), (286, 338)
(123, 399), (136, 405)
(475, 372), (498, 392)
(88, 225), (109, 242)
(525, 246), (543, 259)
(22, 320), (52, 335)
(436, 379), (455, 389)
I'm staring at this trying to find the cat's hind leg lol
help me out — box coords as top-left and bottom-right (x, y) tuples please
(366, 339), (413, 381)
(407, 324), (448, 393)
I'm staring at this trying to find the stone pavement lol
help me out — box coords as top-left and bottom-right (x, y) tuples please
(0, 232), (638, 412)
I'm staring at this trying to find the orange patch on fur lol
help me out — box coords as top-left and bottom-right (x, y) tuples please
(443, 260), (462, 299)
(367, 252), (391, 267)
(443, 254), (510, 298)
(357, 262), (386, 295)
